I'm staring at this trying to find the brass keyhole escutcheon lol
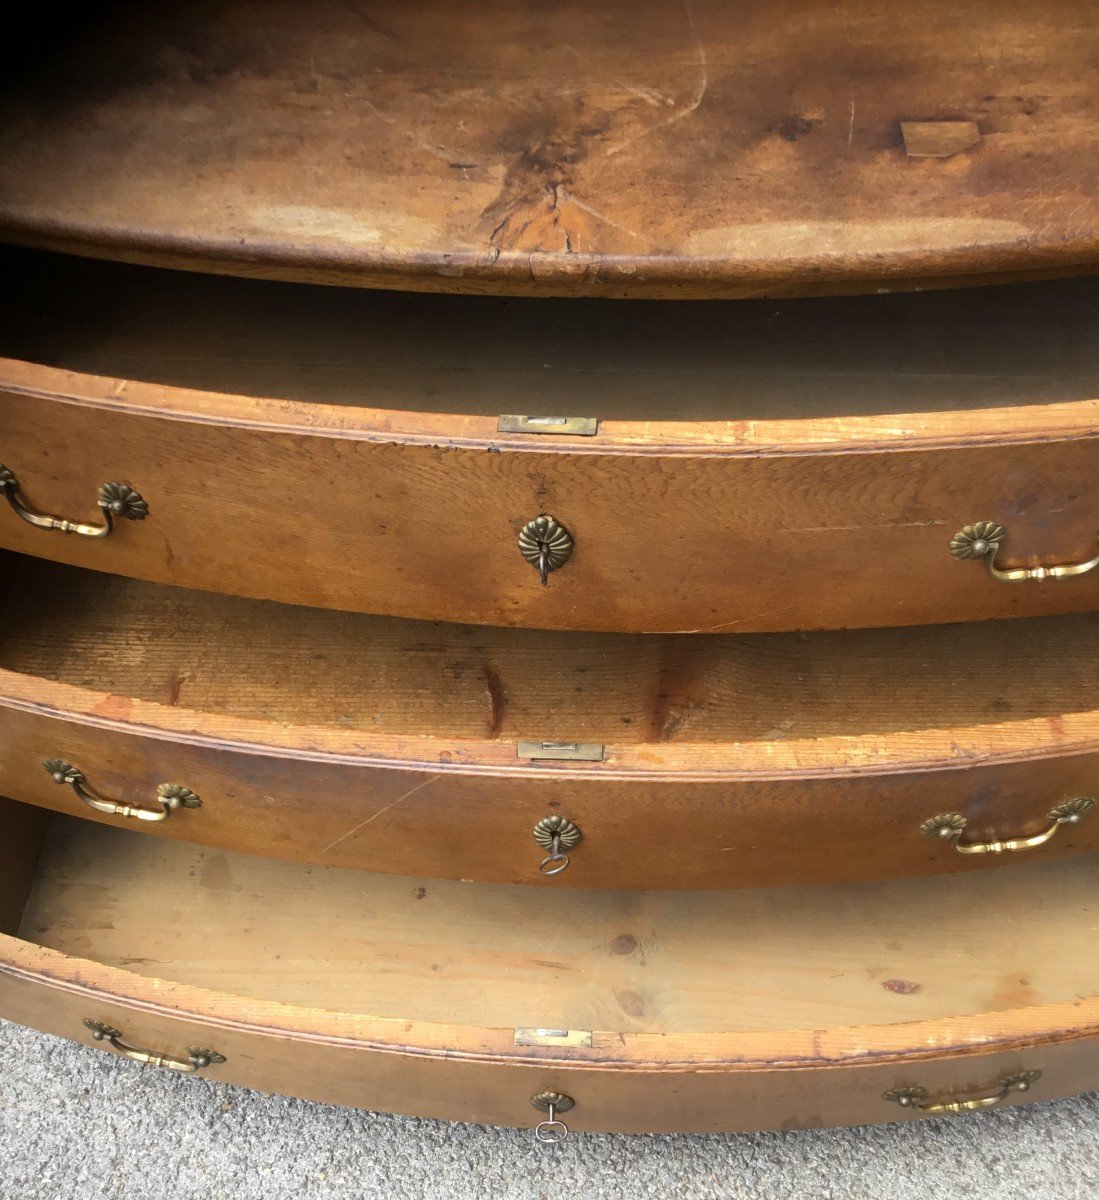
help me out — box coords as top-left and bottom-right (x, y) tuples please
(531, 1090), (575, 1143)
(518, 515), (573, 586)
(533, 816), (582, 876)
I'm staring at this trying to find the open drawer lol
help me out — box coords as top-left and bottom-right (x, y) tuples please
(2, 249), (1098, 635)
(1, 551), (1097, 889)
(2, 800), (1097, 1135)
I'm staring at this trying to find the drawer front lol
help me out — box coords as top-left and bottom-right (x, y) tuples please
(3, 700), (1097, 889)
(1, 946), (1096, 1134)
(2, 387), (1098, 632)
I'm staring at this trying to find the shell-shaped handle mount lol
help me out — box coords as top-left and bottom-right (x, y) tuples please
(44, 758), (201, 823)
(84, 1020), (225, 1074)
(921, 797), (1094, 856)
(0, 465), (148, 538)
(885, 1070), (1040, 1115)
(951, 522), (1099, 582)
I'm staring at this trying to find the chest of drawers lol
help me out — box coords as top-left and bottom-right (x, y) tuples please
(1, 0), (1097, 1142)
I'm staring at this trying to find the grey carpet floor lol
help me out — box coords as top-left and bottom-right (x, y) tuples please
(0, 1021), (1096, 1199)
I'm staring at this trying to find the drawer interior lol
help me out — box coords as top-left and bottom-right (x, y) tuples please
(2, 246), (1097, 422)
(1, 552), (1098, 747)
(5, 805), (1098, 1034)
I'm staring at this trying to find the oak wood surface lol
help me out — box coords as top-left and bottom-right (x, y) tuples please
(0, 555), (1097, 888)
(3, 365), (1098, 633)
(0, 1), (1096, 297)
(0, 808), (1095, 1131)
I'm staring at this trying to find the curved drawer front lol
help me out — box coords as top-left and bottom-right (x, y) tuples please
(2, 688), (1098, 889)
(1, 806), (1097, 1136)
(2, 378), (1098, 632)
(3, 955), (1097, 1135)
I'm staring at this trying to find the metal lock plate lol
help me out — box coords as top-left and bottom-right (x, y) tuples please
(517, 741), (605, 762)
(514, 1028), (593, 1049)
(497, 415), (600, 436)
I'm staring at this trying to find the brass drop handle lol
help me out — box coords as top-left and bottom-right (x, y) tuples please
(533, 816), (582, 876)
(951, 522), (1099, 582)
(921, 797), (1094, 856)
(518, 515), (574, 586)
(885, 1070), (1040, 1115)
(531, 1090), (574, 1143)
(44, 759), (201, 823)
(0, 465), (149, 538)
(84, 1020), (226, 1074)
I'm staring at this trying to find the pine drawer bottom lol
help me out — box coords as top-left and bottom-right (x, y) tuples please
(1, 798), (1097, 1137)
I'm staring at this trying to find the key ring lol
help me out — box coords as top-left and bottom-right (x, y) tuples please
(535, 1117), (570, 1144)
(539, 834), (571, 876)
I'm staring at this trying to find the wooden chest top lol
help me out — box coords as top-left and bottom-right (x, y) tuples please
(0, 0), (1096, 296)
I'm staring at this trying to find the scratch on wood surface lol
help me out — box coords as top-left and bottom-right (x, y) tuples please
(557, 188), (650, 244)
(360, 96), (466, 167)
(900, 120), (982, 159)
(623, 85), (675, 108)
(606, 0), (708, 158)
(847, 99), (856, 145)
(673, 604), (802, 633)
(319, 774), (443, 854)
(784, 520), (945, 534)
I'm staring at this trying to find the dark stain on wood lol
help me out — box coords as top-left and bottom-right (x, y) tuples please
(482, 666), (506, 738)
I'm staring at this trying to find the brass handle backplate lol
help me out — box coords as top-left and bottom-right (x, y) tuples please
(518, 515), (573, 586)
(0, 466), (148, 538)
(531, 1090), (575, 1143)
(885, 1070), (1041, 1115)
(83, 1020), (225, 1074)
(951, 522), (1099, 582)
(44, 759), (201, 823)
(922, 797), (1094, 856)
(533, 815), (582, 876)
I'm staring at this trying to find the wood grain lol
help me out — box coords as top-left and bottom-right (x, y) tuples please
(0, 1), (1096, 296)
(0, 808), (1095, 1132)
(2, 365), (1098, 633)
(5, 248), (1099, 421)
(20, 817), (1099, 1031)
(4, 556), (1099, 744)
(0, 555), (1097, 889)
